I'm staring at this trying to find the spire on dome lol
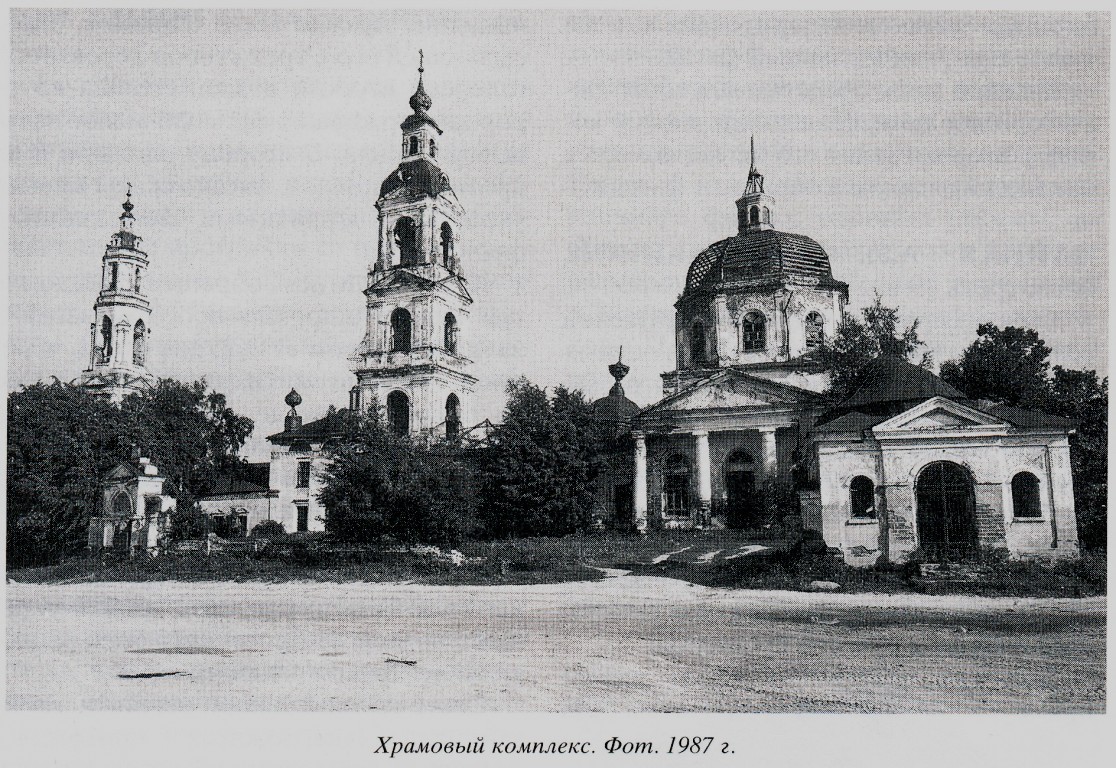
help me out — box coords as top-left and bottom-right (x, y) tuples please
(408, 49), (432, 114)
(121, 183), (134, 218)
(745, 136), (764, 195)
(608, 347), (630, 394)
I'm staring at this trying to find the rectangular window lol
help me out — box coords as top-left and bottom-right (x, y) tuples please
(296, 460), (311, 489)
(296, 504), (309, 533)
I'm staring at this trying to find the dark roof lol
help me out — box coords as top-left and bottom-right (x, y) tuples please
(593, 382), (641, 424)
(379, 158), (453, 199)
(267, 410), (351, 444)
(243, 462), (270, 487)
(981, 403), (1077, 430)
(684, 228), (847, 296)
(815, 411), (888, 433)
(839, 356), (964, 410)
(206, 477), (271, 496)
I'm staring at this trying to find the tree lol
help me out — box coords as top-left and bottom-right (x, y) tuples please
(821, 292), (930, 399)
(942, 326), (1108, 550)
(317, 408), (478, 548)
(6, 378), (255, 567)
(478, 378), (607, 538)
(939, 324), (1052, 408)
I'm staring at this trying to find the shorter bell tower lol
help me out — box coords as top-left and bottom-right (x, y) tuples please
(77, 187), (156, 402)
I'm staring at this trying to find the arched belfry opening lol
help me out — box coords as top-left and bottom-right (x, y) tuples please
(132, 320), (146, 366)
(440, 222), (454, 268)
(101, 316), (114, 360)
(444, 312), (458, 353)
(391, 308), (412, 353)
(690, 322), (708, 367)
(445, 393), (461, 440)
(394, 217), (419, 266)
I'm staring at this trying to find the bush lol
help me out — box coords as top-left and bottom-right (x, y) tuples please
(168, 504), (208, 542)
(250, 520), (286, 539)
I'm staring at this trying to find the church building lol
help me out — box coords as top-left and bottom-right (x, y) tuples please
(621, 144), (1082, 565)
(76, 188), (156, 402)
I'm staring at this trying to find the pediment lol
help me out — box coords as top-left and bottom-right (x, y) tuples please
(873, 397), (1006, 433)
(647, 371), (819, 414)
(367, 269), (434, 293)
(103, 463), (139, 482)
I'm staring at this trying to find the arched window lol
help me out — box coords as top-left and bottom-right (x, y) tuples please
(394, 217), (419, 266)
(1011, 472), (1042, 518)
(132, 320), (146, 366)
(387, 391), (410, 436)
(112, 492), (132, 517)
(134, 268), (142, 293)
(742, 312), (766, 351)
(429, 138), (436, 158)
(761, 206), (770, 224)
(440, 222), (454, 267)
(349, 386), (361, 412)
(690, 322), (707, 367)
(664, 455), (691, 517)
(444, 312), (458, 353)
(850, 476), (875, 518)
(101, 316), (113, 360)
(408, 136), (419, 155)
(805, 312), (825, 350)
(446, 393), (461, 441)
(390, 308), (412, 353)
(109, 263), (119, 290)
(749, 206), (760, 225)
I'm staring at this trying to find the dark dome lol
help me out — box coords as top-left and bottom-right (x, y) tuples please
(379, 158), (453, 199)
(684, 228), (843, 295)
(593, 382), (640, 425)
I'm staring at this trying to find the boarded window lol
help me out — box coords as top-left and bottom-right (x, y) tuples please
(690, 322), (707, 367)
(805, 312), (825, 350)
(388, 391), (410, 436)
(391, 309), (412, 353)
(296, 504), (309, 532)
(664, 455), (691, 517)
(296, 460), (311, 489)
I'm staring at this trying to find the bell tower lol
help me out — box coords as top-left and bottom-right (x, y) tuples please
(348, 53), (476, 441)
(77, 186), (156, 402)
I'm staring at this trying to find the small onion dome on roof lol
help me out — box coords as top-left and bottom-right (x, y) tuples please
(684, 229), (847, 297)
(379, 158), (453, 199)
(593, 350), (640, 428)
(284, 388), (303, 410)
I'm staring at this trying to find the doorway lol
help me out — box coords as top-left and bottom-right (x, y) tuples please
(724, 451), (758, 529)
(915, 461), (977, 561)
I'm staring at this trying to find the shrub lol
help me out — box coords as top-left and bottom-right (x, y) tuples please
(250, 519), (286, 539)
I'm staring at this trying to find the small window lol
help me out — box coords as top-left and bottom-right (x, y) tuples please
(349, 386), (361, 412)
(1011, 472), (1042, 518)
(761, 206), (770, 224)
(134, 268), (142, 293)
(296, 460), (311, 489)
(408, 136), (419, 155)
(296, 503), (309, 532)
(805, 312), (825, 350)
(850, 476), (875, 518)
(429, 138), (436, 158)
(743, 312), (766, 351)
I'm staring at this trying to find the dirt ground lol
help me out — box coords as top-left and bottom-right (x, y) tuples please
(6, 576), (1105, 712)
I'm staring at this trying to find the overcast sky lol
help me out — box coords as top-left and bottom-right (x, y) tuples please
(8, 10), (1109, 461)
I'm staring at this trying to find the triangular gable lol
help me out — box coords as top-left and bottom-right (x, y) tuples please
(366, 269), (435, 294)
(872, 396), (1007, 433)
(641, 369), (822, 416)
(103, 463), (140, 483)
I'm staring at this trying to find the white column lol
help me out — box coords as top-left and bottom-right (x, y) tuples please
(632, 432), (648, 534)
(88, 323), (97, 368)
(694, 430), (712, 524)
(760, 426), (778, 480)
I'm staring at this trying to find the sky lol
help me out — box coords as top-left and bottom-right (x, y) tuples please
(8, 9), (1109, 461)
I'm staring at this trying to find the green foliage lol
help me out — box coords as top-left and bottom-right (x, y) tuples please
(6, 378), (254, 567)
(478, 378), (608, 538)
(939, 324), (1052, 408)
(250, 520), (286, 539)
(822, 292), (929, 400)
(942, 325), (1108, 550)
(317, 409), (478, 548)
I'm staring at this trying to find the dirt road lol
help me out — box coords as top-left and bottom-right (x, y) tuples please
(6, 577), (1105, 712)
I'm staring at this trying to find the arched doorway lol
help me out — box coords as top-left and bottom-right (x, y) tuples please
(724, 450), (758, 529)
(915, 461), (977, 561)
(387, 391), (410, 436)
(445, 393), (460, 441)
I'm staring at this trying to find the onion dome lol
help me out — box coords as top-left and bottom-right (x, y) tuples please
(284, 388), (303, 410)
(409, 71), (432, 114)
(121, 186), (134, 218)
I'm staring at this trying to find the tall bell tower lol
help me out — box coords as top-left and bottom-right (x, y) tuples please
(348, 53), (476, 440)
(77, 187), (156, 402)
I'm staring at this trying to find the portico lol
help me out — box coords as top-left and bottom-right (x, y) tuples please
(630, 369), (825, 531)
